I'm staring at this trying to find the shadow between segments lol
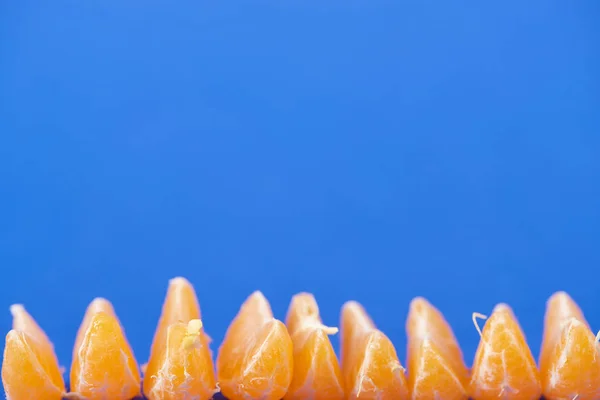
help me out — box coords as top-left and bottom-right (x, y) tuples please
(61, 379), (550, 400)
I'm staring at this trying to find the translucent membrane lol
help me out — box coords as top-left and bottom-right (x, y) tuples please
(406, 297), (468, 400)
(2, 286), (599, 400)
(539, 292), (600, 400)
(216, 291), (293, 400)
(143, 277), (216, 400)
(285, 293), (344, 400)
(469, 303), (541, 400)
(341, 301), (409, 399)
(70, 298), (141, 400)
(2, 305), (65, 400)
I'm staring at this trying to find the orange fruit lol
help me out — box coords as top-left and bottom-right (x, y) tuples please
(143, 277), (216, 400)
(284, 293), (344, 400)
(70, 298), (141, 400)
(2, 305), (66, 400)
(216, 291), (293, 400)
(406, 297), (468, 400)
(340, 301), (409, 400)
(469, 303), (541, 400)
(539, 291), (600, 400)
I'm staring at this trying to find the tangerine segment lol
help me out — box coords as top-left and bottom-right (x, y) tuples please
(341, 301), (409, 400)
(406, 297), (468, 400)
(72, 297), (117, 361)
(469, 303), (541, 400)
(144, 319), (217, 400)
(539, 291), (589, 372)
(8, 304), (64, 384)
(70, 310), (141, 400)
(10, 305), (56, 354)
(540, 292), (600, 400)
(148, 277), (210, 357)
(2, 330), (65, 400)
(143, 277), (215, 395)
(284, 293), (344, 400)
(217, 291), (293, 400)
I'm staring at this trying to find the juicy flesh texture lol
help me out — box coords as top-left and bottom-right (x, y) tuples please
(284, 293), (344, 400)
(70, 298), (141, 400)
(406, 297), (468, 400)
(539, 291), (600, 400)
(216, 291), (293, 400)
(143, 277), (216, 400)
(341, 301), (409, 400)
(469, 303), (541, 400)
(2, 305), (65, 400)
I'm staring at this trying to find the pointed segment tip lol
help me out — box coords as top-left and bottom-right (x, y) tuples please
(550, 290), (570, 298)
(169, 276), (192, 286)
(408, 297), (439, 318)
(342, 300), (363, 313)
(547, 291), (574, 305)
(9, 304), (25, 317)
(291, 292), (316, 301)
(492, 303), (512, 313)
(243, 291), (273, 319)
(88, 297), (114, 312)
(91, 297), (110, 304)
(248, 290), (267, 301)
(409, 296), (430, 308)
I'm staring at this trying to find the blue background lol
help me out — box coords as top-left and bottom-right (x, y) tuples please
(0, 0), (598, 389)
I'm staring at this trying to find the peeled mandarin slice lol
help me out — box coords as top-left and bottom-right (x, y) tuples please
(2, 305), (66, 400)
(406, 297), (468, 400)
(144, 319), (216, 400)
(539, 291), (589, 372)
(72, 297), (118, 361)
(216, 291), (293, 400)
(143, 277), (216, 400)
(469, 303), (541, 400)
(340, 301), (409, 400)
(70, 299), (141, 400)
(11, 305), (56, 354)
(539, 292), (600, 400)
(10, 304), (63, 375)
(148, 277), (208, 354)
(284, 293), (344, 400)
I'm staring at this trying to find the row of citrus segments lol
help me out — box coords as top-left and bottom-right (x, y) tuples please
(2, 277), (599, 400)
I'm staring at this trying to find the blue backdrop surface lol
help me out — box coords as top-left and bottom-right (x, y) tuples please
(0, 0), (599, 389)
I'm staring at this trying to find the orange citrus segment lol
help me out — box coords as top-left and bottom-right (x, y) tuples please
(540, 292), (600, 400)
(144, 319), (216, 400)
(216, 291), (293, 400)
(70, 301), (141, 400)
(9, 304), (64, 384)
(469, 303), (541, 400)
(406, 297), (468, 400)
(10, 305), (55, 353)
(148, 277), (208, 355)
(143, 277), (216, 400)
(341, 301), (409, 400)
(2, 330), (65, 400)
(72, 297), (117, 362)
(2, 305), (66, 400)
(539, 291), (589, 371)
(284, 293), (344, 400)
